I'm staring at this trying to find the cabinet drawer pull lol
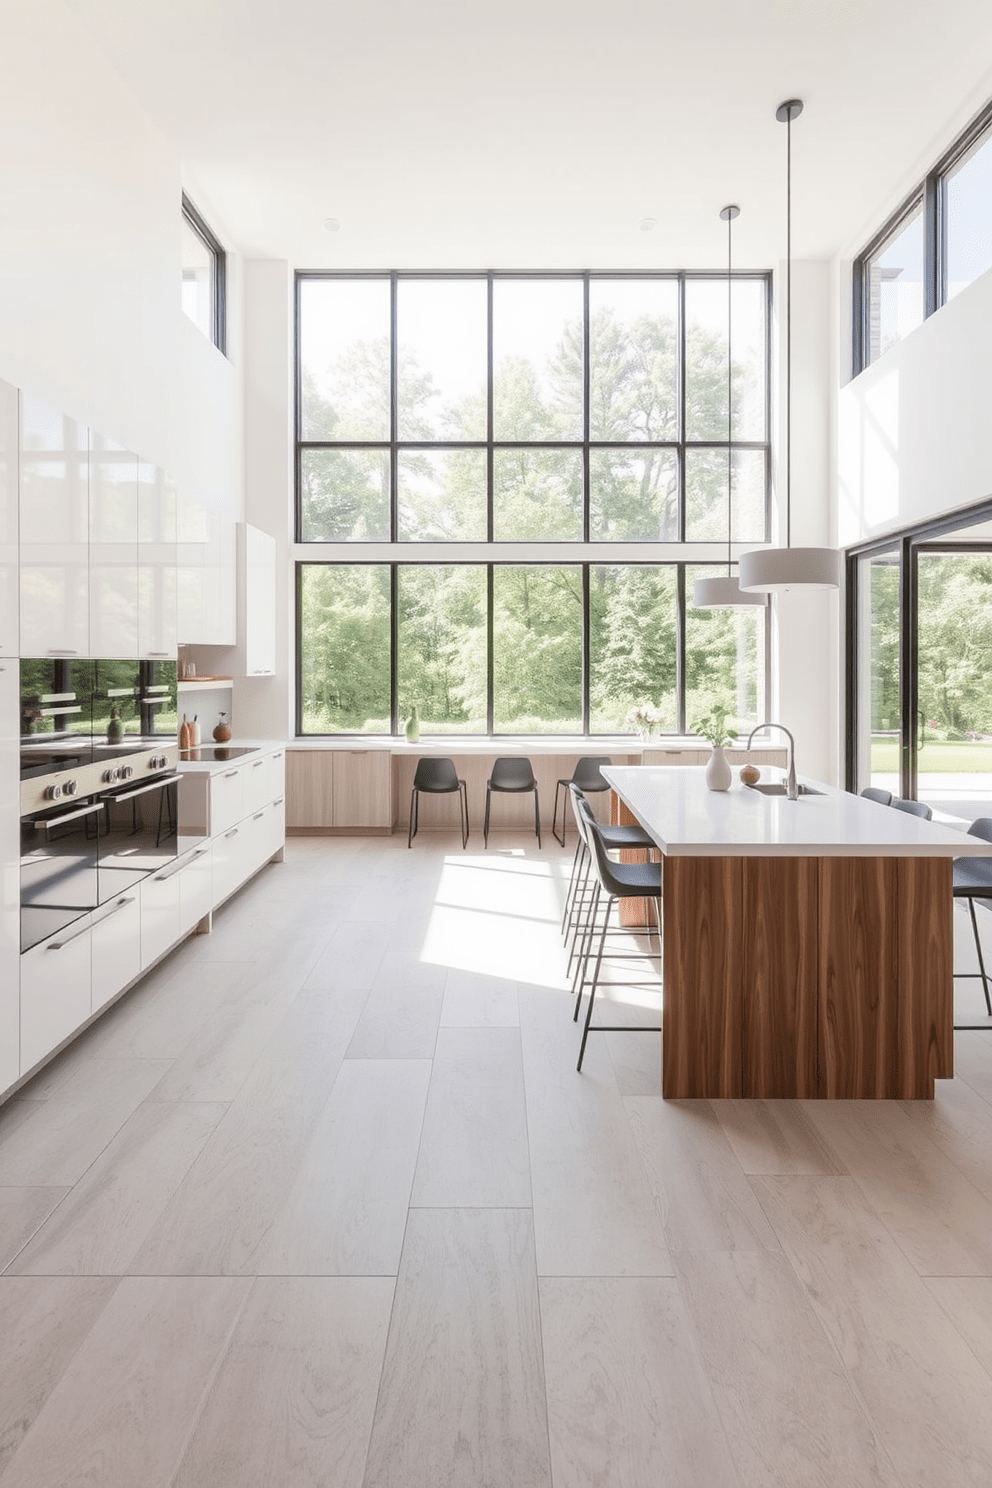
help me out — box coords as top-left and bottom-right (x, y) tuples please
(47, 649), (79, 656)
(252, 760), (264, 769)
(48, 919), (91, 950)
(273, 796), (284, 806)
(253, 811), (264, 820)
(223, 769), (239, 778)
(95, 895), (135, 925)
(271, 752), (283, 760)
(224, 827), (239, 839)
(145, 651), (170, 657)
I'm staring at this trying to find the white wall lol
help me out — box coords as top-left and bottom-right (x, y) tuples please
(0, 1), (241, 527)
(837, 266), (992, 546)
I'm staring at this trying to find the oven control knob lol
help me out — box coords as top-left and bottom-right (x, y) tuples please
(103, 767), (120, 784)
(62, 779), (78, 797)
(120, 766), (134, 780)
(151, 755), (167, 770)
(44, 783), (63, 801)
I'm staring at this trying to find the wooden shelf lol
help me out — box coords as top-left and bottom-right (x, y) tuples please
(178, 677), (233, 691)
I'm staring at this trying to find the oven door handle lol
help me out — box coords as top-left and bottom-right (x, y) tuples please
(34, 802), (105, 830)
(110, 775), (178, 803)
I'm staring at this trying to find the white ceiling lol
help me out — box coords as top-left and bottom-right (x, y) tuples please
(72, 0), (992, 271)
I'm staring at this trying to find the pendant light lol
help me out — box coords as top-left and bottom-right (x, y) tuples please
(738, 99), (839, 592)
(693, 203), (765, 608)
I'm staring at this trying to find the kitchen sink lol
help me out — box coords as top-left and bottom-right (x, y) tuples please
(746, 781), (824, 797)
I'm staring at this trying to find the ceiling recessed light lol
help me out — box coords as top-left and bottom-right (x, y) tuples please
(323, 218), (340, 232)
(639, 217), (657, 232)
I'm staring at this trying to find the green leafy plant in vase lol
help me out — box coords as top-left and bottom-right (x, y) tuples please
(691, 706), (738, 792)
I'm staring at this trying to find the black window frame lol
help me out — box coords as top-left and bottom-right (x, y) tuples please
(853, 98), (992, 375)
(294, 269), (772, 546)
(181, 192), (227, 355)
(295, 557), (771, 739)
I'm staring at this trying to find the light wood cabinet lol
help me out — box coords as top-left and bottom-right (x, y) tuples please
(333, 751), (391, 827)
(286, 750), (336, 829)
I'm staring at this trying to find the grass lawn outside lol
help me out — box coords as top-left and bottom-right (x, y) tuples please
(871, 738), (992, 773)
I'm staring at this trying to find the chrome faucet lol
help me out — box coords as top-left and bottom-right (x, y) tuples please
(747, 722), (798, 801)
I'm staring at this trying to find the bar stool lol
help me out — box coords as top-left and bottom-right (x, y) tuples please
(552, 756), (613, 846)
(571, 801), (662, 1071)
(953, 817), (992, 1026)
(860, 786), (893, 806)
(408, 757), (469, 848)
(484, 757), (540, 847)
(562, 782), (654, 978)
(892, 797), (933, 820)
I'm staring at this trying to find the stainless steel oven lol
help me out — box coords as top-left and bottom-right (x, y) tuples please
(19, 658), (186, 954)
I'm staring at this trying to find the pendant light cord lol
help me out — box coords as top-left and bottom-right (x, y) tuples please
(785, 105), (792, 550)
(727, 208), (733, 576)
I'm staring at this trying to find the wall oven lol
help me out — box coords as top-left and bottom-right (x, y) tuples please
(19, 658), (198, 954)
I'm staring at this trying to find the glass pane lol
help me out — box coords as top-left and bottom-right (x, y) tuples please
(589, 279), (678, 441)
(493, 449), (582, 541)
(685, 279), (766, 441)
(685, 449), (766, 542)
(866, 205), (925, 362)
(856, 550), (900, 796)
(299, 278), (391, 440)
(181, 217), (213, 339)
(493, 279), (584, 440)
(945, 128), (992, 301)
(493, 566), (582, 731)
(300, 449), (389, 541)
(917, 552), (992, 819)
(397, 280), (487, 440)
(589, 567), (677, 733)
(398, 449), (487, 541)
(685, 564), (765, 734)
(590, 448), (678, 541)
(397, 566), (487, 732)
(298, 565), (391, 733)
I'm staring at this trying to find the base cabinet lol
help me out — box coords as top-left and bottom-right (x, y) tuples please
(178, 844), (213, 935)
(20, 926), (92, 1076)
(140, 869), (182, 971)
(286, 749), (390, 830)
(91, 894), (142, 1013)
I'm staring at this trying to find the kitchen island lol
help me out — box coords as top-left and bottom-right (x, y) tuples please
(603, 766), (990, 1100)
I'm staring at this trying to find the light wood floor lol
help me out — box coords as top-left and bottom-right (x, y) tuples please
(4, 832), (992, 1486)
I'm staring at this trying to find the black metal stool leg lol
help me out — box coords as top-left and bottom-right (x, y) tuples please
(552, 780), (567, 847)
(484, 785), (491, 847)
(408, 788), (418, 848)
(534, 785), (541, 848)
(969, 897), (992, 1015)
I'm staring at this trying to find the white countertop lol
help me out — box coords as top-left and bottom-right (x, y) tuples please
(602, 766), (991, 858)
(285, 735), (787, 757)
(176, 739), (286, 776)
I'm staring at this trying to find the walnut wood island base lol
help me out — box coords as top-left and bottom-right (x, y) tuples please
(603, 767), (982, 1100)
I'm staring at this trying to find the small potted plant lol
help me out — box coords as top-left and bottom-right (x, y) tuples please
(626, 703), (663, 742)
(691, 705), (738, 791)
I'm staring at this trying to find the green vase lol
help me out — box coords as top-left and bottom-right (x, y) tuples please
(404, 706), (420, 743)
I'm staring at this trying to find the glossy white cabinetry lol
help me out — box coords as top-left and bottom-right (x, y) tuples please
(243, 748), (283, 816)
(1, 663), (18, 1091)
(243, 522), (276, 676)
(178, 494), (236, 646)
(210, 765), (245, 836)
(178, 844), (213, 935)
(89, 433), (138, 658)
(91, 893), (141, 1013)
(138, 460), (177, 659)
(140, 868), (182, 971)
(19, 395), (89, 658)
(0, 379), (18, 657)
(20, 925), (91, 1076)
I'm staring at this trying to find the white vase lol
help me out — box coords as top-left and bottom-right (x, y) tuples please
(705, 744), (732, 791)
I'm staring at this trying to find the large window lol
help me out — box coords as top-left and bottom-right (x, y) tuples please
(296, 270), (771, 738)
(181, 194), (226, 353)
(855, 101), (992, 371)
(298, 561), (766, 737)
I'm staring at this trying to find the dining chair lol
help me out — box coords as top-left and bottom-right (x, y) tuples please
(408, 756), (469, 848)
(483, 756), (540, 847)
(551, 756), (613, 846)
(953, 817), (992, 1025)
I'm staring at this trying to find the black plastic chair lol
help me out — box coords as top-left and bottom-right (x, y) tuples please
(483, 757), (540, 848)
(562, 783), (654, 979)
(892, 797), (933, 820)
(860, 786), (893, 806)
(408, 757), (469, 849)
(953, 818), (992, 1025)
(571, 803), (662, 1071)
(552, 756), (613, 846)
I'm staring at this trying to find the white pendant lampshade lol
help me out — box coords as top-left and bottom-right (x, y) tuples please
(692, 204), (766, 610)
(738, 100), (838, 595)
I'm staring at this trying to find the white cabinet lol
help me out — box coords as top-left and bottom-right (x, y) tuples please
(178, 844), (213, 936)
(140, 869), (181, 971)
(178, 494), (236, 646)
(19, 395), (89, 658)
(0, 663), (19, 1091)
(20, 924), (92, 1076)
(138, 461), (177, 659)
(210, 764), (245, 836)
(211, 820), (245, 906)
(243, 522), (276, 676)
(243, 747), (283, 817)
(91, 893), (141, 1013)
(0, 379), (18, 657)
(89, 433), (138, 658)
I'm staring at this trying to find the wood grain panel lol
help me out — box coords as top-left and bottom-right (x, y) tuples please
(742, 857), (818, 1098)
(898, 856), (953, 1095)
(818, 857), (899, 1099)
(285, 749), (334, 828)
(663, 856), (743, 1098)
(612, 792), (654, 928)
(332, 750), (391, 827)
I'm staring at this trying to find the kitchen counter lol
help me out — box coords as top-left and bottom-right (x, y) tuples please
(602, 766), (981, 1101)
(176, 739), (286, 776)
